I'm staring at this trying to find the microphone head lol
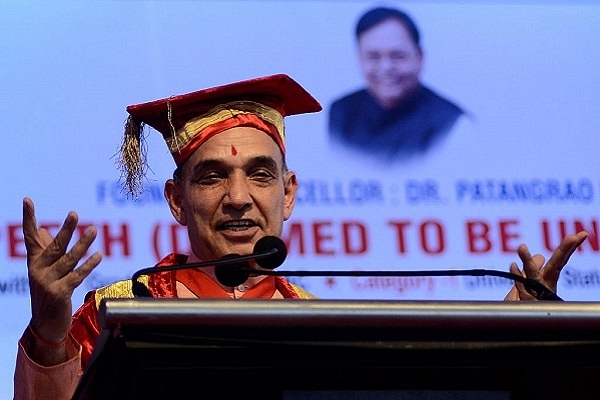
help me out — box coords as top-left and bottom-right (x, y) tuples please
(214, 254), (251, 287)
(253, 236), (287, 269)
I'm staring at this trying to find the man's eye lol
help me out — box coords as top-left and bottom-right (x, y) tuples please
(192, 172), (223, 185)
(251, 169), (276, 182)
(390, 51), (411, 61)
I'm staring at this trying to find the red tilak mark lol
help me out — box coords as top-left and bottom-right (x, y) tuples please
(231, 145), (237, 155)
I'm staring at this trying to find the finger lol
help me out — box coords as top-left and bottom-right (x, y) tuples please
(22, 198), (42, 255)
(508, 261), (523, 276)
(543, 232), (589, 280)
(52, 225), (99, 279)
(23, 197), (81, 271)
(504, 286), (519, 301)
(505, 263), (522, 300)
(38, 211), (80, 269)
(509, 260), (539, 300)
(38, 228), (53, 248)
(517, 244), (544, 281)
(548, 232), (588, 267)
(22, 203), (54, 254)
(508, 262), (529, 297)
(63, 251), (103, 289)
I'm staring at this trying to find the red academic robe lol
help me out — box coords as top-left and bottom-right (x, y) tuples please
(69, 253), (312, 368)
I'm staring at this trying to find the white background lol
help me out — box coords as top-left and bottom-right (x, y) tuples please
(2, 1), (600, 397)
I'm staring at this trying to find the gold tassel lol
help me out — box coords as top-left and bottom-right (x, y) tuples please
(116, 115), (148, 198)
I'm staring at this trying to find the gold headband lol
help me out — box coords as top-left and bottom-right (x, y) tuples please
(166, 100), (285, 154)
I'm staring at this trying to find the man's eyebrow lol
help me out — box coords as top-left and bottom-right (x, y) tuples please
(187, 159), (223, 178)
(188, 156), (279, 175)
(247, 155), (279, 170)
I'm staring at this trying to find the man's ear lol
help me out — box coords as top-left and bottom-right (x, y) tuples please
(164, 179), (187, 226)
(283, 171), (298, 221)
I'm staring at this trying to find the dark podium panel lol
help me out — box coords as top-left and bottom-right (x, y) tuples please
(72, 299), (600, 400)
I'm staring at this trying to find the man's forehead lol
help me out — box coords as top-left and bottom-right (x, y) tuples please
(187, 128), (283, 166)
(360, 19), (414, 42)
(198, 126), (281, 151)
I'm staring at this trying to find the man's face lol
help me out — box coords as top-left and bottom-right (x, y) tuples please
(357, 18), (423, 109)
(165, 126), (297, 261)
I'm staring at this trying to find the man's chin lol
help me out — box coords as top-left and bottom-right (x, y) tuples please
(376, 94), (407, 109)
(368, 86), (405, 105)
(217, 234), (259, 254)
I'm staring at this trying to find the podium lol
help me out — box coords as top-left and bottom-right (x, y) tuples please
(72, 298), (600, 400)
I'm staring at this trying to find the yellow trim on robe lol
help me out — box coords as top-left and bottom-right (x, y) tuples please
(93, 275), (314, 309)
(290, 283), (317, 299)
(93, 276), (149, 310)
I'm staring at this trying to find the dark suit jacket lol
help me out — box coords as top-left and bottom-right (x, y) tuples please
(329, 85), (464, 160)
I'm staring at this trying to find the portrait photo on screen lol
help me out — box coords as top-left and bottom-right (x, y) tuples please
(328, 6), (468, 163)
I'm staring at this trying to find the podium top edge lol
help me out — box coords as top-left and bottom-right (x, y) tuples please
(98, 298), (600, 330)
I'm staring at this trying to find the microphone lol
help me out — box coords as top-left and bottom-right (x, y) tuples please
(251, 235), (287, 269)
(214, 255), (251, 288)
(214, 236), (288, 287)
(131, 234), (561, 301)
(130, 236), (287, 297)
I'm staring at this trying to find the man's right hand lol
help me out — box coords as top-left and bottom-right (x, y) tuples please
(22, 197), (102, 365)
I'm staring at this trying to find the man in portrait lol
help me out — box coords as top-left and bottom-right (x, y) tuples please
(329, 7), (465, 162)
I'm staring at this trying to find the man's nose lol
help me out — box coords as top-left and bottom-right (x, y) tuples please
(225, 175), (252, 208)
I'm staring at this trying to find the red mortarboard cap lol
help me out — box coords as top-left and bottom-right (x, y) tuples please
(118, 74), (322, 198)
(127, 73), (322, 135)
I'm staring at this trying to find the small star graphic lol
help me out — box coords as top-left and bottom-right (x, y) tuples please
(325, 277), (337, 288)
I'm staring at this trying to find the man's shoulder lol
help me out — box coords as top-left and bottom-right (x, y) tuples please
(290, 283), (318, 299)
(419, 85), (464, 116)
(94, 278), (141, 297)
(331, 88), (370, 109)
(88, 276), (151, 309)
